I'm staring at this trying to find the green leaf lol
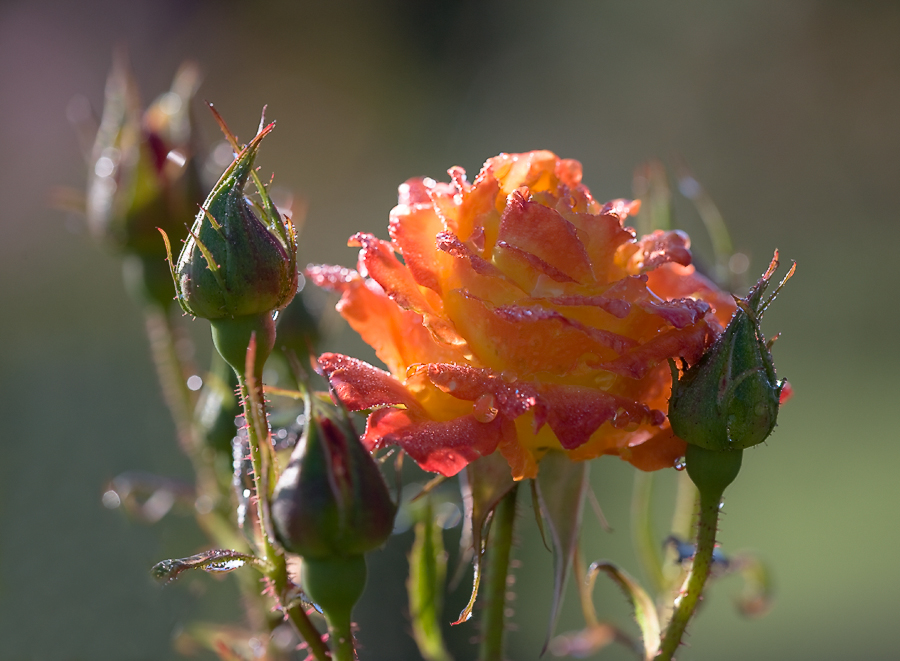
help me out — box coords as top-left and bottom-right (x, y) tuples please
(408, 497), (454, 661)
(534, 450), (590, 653)
(151, 549), (260, 584)
(587, 560), (661, 660)
(452, 452), (515, 624)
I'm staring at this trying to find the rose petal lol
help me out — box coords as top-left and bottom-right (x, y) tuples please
(318, 353), (423, 413)
(497, 190), (594, 284)
(364, 408), (507, 477)
(597, 321), (716, 379)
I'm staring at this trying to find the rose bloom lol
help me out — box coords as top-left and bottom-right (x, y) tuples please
(309, 151), (734, 480)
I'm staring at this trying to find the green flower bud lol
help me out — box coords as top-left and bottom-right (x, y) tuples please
(87, 56), (204, 307)
(170, 119), (297, 321)
(271, 396), (396, 560)
(669, 253), (794, 453)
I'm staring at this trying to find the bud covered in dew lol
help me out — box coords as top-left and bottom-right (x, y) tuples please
(170, 118), (297, 321)
(669, 252), (794, 453)
(271, 394), (396, 560)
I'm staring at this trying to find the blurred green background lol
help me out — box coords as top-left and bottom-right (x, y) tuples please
(1, 0), (897, 659)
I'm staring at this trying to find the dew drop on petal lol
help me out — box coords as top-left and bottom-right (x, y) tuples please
(612, 407), (630, 429)
(674, 456), (687, 471)
(473, 393), (499, 423)
(500, 370), (518, 384)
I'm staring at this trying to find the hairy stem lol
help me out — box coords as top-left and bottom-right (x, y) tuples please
(656, 486), (722, 660)
(479, 483), (519, 661)
(237, 371), (330, 661)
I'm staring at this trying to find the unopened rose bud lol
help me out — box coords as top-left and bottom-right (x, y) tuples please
(668, 252), (794, 495)
(172, 121), (297, 322)
(271, 393), (396, 628)
(668, 252), (793, 453)
(87, 56), (204, 307)
(165, 116), (298, 377)
(271, 398), (396, 559)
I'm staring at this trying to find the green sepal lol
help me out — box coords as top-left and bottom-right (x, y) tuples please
(534, 450), (590, 653)
(408, 497), (454, 661)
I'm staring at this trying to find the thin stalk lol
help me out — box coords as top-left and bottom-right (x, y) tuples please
(479, 483), (519, 661)
(143, 305), (196, 455)
(237, 371), (331, 661)
(656, 486), (722, 661)
(631, 470), (665, 595)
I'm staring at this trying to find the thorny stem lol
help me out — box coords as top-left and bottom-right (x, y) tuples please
(479, 483), (519, 661)
(237, 371), (331, 661)
(656, 486), (722, 660)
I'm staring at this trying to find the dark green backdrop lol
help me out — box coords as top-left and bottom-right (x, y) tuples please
(1, 1), (897, 659)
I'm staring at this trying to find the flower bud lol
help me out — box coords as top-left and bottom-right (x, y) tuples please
(87, 56), (204, 306)
(170, 120), (297, 321)
(668, 253), (794, 452)
(271, 396), (396, 560)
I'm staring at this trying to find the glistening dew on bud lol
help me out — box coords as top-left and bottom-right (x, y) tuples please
(668, 251), (794, 454)
(162, 112), (298, 377)
(168, 120), (297, 322)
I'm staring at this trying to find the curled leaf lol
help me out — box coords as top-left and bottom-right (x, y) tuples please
(151, 549), (260, 584)
(587, 561), (660, 661)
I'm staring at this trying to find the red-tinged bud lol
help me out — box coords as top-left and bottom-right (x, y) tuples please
(87, 55), (204, 307)
(271, 397), (396, 560)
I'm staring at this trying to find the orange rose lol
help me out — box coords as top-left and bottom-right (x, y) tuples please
(309, 151), (734, 480)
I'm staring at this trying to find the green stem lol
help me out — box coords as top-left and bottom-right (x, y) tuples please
(632, 470), (665, 595)
(328, 616), (355, 661)
(656, 486), (722, 660)
(479, 483), (519, 661)
(235, 354), (330, 661)
(143, 305), (196, 456)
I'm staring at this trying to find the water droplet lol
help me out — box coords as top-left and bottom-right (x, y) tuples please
(718, 499), (726, 510)
(674, 457), (687, 471)
(242, 488), (251, 499)
(473, 393), (499, 423)
(102, 490), (121, 509)
(204, 559), (246, 573)
(500, 370), (517, 384)
(186, 374), (203, 391)
(612, 407), (630, 429)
